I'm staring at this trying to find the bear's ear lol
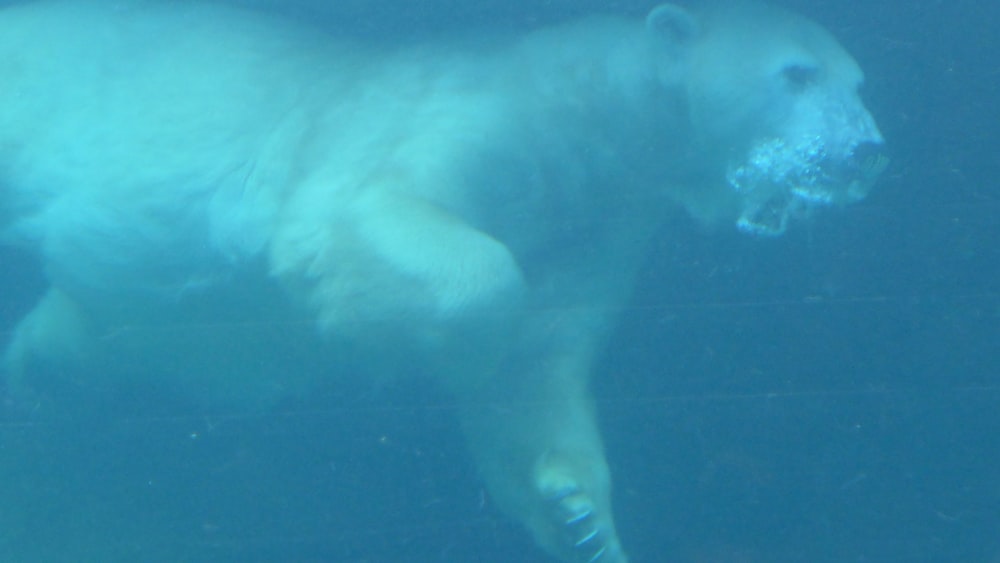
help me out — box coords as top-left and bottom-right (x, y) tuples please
(646, 4), (700, 48)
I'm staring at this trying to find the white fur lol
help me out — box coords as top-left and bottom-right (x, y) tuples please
(0, 2), (881, 561)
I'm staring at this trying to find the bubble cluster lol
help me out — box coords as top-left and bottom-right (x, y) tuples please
(726, 136), (839, 236)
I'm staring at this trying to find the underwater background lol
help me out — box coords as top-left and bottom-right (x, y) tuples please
(0, 0), (997, 561)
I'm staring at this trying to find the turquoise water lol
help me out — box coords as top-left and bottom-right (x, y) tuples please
(1, 0), (998, 561)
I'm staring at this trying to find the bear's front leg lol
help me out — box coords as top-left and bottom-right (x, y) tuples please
(272, 185), (626, 561)
(458, 321), (628, 563)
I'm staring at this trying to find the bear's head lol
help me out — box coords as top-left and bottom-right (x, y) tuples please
(648, 2), (887, 235)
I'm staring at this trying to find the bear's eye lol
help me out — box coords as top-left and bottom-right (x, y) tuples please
(781, 64), (820, 90)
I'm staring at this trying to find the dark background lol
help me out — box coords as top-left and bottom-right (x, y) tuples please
(0, 0), (997, 561)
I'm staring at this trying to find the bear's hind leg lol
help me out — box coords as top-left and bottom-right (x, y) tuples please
(3, 288), (93, 401)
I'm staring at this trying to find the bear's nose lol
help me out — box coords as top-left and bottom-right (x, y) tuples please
(850, 105), (885, 148)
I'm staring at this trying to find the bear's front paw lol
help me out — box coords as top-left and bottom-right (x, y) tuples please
(538, 476), (628, 563)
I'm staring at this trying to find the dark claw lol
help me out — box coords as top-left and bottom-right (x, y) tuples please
(544, 483), (582, 503)
(575, 528), (599, 546)
(586, 546), (608, 562)
(565, 506), (593, 525)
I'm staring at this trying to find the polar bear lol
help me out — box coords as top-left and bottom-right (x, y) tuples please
(0, 1), (884, 561)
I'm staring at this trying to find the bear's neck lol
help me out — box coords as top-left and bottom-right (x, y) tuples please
(511, 18), (667, 110)
(503, 17), (695, 190)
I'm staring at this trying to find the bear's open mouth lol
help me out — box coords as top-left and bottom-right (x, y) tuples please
(726, 136), (887, 236)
